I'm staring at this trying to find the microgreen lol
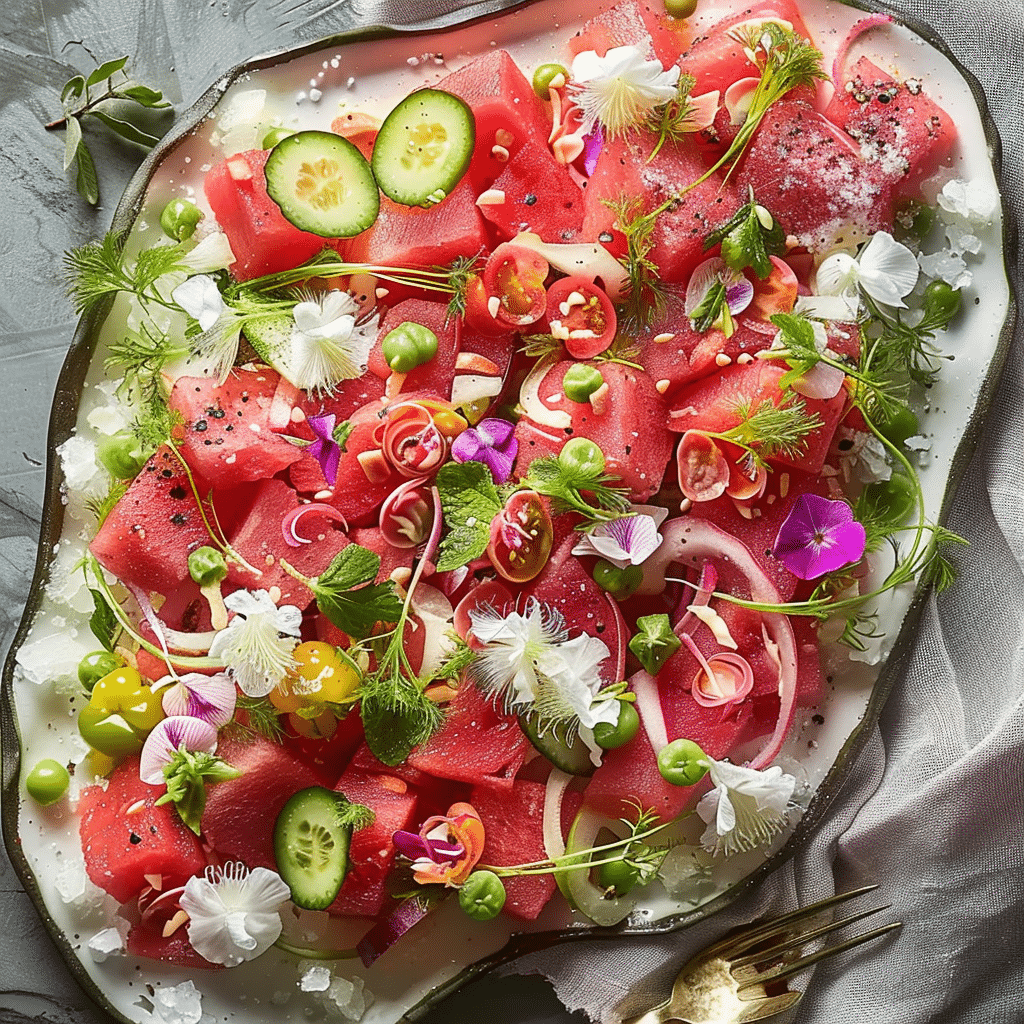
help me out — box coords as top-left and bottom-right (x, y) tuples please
(444, 253), (484, 324)
(226, 694), (287, 744)
(157, 747), (242, 835)
(87, 587), (118, 651)
(601, 194), (669, 331)
(723, 395), (822, 465)
(521, 454), (631, 523)
(644, 72), (698, 162)
(48, 56), (171, 205)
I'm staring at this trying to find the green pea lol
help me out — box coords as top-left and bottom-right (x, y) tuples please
(381, 321), (439, 374)
(458, 870), (507, 921)
(77, 706), (146, 759)
(189, 546), (228, 587)
(593, 560), (643, 601)
(159, 198), (202, 242)
(558, 436), (606, 477)
(923, 279), (961, 326)
(629, 613), (681, 676)
(861, 473), (917, 528)
(593, 701), (640, 750)
(97, 431), (149, 480)
(25, 759), (70, 806)
(877, 405), (919, 447)
(77, 650), (121, 692)
(595, 856), (641, 897)
(895, 200), (935, 242)
(563, 364), (605, 403)
(262, 126), (295, 150)
(532, 63), (569, 100)
(657, 738), (709, 787)
(664, 0), (698, 18)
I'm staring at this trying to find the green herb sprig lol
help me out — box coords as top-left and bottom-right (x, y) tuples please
(48, 56), (171, 205)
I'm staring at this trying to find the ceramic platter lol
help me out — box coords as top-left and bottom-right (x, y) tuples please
(1, 0), (1012, 1022)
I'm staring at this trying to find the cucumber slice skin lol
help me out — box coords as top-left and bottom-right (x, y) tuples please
(274, 787), (354, 911)
(371, 88), (475, 208)
(519, 711), (595, 777)
(265, 130), (379, 238)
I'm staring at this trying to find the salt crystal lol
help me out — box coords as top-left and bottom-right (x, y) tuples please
(152, 980), (204, 1024)
(299, 964), (332, 993)
(57, 435), (104, 496)
(87, 927), (124, 962)
(937, 178), (998, 224)
(321, 975), (373, 1020)
(55, 859), (87, 903)
(918, 250), (972, 291)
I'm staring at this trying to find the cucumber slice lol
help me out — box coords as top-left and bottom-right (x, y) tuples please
(273, 787), (355, 910)
(265, 130), (379, 238)
(371, 89), (475, 208)
(519, 710), (595, 777)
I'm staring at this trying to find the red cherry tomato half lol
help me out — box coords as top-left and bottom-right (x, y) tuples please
(482, 243), (550, 328)
(462, 273), (509, 337)
(486, 490), (554, 583)
(545, 276), (617, 359)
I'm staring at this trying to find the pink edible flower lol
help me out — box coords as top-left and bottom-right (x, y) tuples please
(772, 493), (866, 580)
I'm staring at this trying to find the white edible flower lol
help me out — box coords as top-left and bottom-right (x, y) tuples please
(208, 589), (301, 697)
(696, 759), (796, 856)
(569, 46), (680, 136)
(287, 290), (376, 393)
(936, 178), (998, 224)
(815, 231), (919, 309)
(180, 862), (291, 967)
(470, 599), (615, 765)
(571, 504), (668, 569)
(172, 273), (224, 331)
(179, 230), (236, 274)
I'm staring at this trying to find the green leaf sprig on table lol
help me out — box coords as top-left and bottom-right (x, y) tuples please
(47, 56), (171, 205)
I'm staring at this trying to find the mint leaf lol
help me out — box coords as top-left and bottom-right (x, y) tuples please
(85, 108), (160, 148)
(86, 56), (129, 88)
(628, 614), (681, 676)
(156, 749), (242, 834)
(435, 461), (502, 573)
(309, 545), (404, 640)
(74, 143), (99, 205)
(88, 587), (116, 650)
(689, 278), (727, 334)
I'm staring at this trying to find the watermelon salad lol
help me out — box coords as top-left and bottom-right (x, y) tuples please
(12, 0), (1001, 1009)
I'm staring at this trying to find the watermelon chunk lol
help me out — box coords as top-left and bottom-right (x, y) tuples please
(405, 682), (529, 790)
(89, 445), (213, 595)
(470, 778), (556, 920)
(667, 360), (847, 475)
(126, 921), (221, 970)
(734, 99), (894, 252)
(328, 772), (418, 918)
(825, 56), (957, 196)
(79, 759), (208, 905)
(567, 0), (688, 67)
(204, 149), (331, 281)
(223, 478), (350, 609)
(200, 734), (322, 871)
(167, 368), (303, 490)
(435, 50), (551, 191)
(514, 359), (674, 501)
(478, 143), (585, 244)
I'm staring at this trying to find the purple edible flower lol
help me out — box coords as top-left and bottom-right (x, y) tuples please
(307, 412), (341, 486)
(392, 829), (464, 866)
(772, 493), (867, 580)
(451, 417), (518, 483)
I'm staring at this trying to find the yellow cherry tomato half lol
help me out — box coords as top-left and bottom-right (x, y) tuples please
(291, 641), (362, 705)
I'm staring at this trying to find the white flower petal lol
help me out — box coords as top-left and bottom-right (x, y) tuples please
(814, 252), (860, 297)
(857, 231), (919, 308)
(180, 231), (236, 274)
(160, 672), (237, 728)
(172, 274), (225, 331)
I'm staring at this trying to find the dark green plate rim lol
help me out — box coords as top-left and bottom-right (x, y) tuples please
(1, 1), (1017, 1022)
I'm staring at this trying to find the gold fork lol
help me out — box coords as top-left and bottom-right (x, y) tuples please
(623, 886), (901, 1024)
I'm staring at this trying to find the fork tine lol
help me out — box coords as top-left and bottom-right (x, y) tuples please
(699, 885), (881, 961)
(737, 920), (902, 990)
(736, 990), (803, 1023)
(729, 903), (892, 971)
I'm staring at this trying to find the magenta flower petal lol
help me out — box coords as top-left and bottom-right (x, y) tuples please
(392, 829), (464, 865)
(451, 417), (518, 483)
(139, 716), (218, 785)
(581, 126), (604, 176)
(307, 412), (341, 485)
(725, 275), (755, 315)
(160, 672), (237, 729)
(772, 493), (867, 580)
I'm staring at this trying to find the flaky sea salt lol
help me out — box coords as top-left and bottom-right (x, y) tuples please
(152, 980), (205, 1024)
(57, 435), (105, 496)
(918, 250), (972, 290)
(299, 963), (333, 993)
(937, 178), (999, 223)
(321, 975), (373, 1021)
(87, 927), (124, 962)
(54, 859), (87, 903)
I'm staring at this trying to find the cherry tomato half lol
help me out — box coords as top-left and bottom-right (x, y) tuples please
(486, 490), (554, 583)
(545, 276), (617, 358)
(482, 243), (550, 328)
